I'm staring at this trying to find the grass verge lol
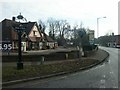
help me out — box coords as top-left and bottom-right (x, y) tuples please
(3, 59), (99, 82)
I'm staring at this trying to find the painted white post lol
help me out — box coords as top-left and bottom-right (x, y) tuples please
(65, 53), (68, 59)
(41, 56), (44, 64)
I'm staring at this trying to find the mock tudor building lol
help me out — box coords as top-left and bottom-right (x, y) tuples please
(21, 21), (42, 50)
(1, 18), (56, 51)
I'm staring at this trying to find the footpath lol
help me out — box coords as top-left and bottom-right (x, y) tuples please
(2, 48), (109, 86)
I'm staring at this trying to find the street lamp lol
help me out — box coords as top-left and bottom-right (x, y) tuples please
(15, 13), (26, 70)
(97, 16), (106, 38)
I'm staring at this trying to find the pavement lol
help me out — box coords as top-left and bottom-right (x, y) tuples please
(2, 48), (109, 87)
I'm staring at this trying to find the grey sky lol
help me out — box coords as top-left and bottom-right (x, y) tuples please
(0, 0), (119, 37)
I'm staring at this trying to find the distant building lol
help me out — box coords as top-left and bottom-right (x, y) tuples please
(87, 30), (95, 44)
(98, 33), (120, 48)
(107, 34), (120, 48)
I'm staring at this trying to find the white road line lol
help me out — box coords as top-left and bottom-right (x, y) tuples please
(100, 85), (106, 88)
(110, 72), (114, 74)
(102, 75), (106, 78)
(100, 79), (106, 84)
(99, 79), (106, 88)
(59, 76), (67, 79)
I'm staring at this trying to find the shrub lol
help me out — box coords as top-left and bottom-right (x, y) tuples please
(82, 45), (98, 51)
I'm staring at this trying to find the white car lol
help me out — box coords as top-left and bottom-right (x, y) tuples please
(116, 45), (120, 48)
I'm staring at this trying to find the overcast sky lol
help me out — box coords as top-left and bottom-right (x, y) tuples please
(0, 0), (119, 37)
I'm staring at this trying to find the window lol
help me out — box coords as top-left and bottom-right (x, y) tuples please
(33, 31), (37, 36)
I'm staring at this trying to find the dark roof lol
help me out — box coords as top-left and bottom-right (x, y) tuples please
(1, 19), (39, 41)
(1, 19), (37, 35)
(43, 32), (54, 42)
(1, 19), (19, 41)
(21, 22), (36, 35)
(21, 22), (42, 42)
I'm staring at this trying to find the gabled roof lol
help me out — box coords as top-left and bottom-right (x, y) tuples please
(21, 22), (36, 35)
(1, 19), (40, 41)
(21, 22), (43, 42)
(42, 32), (54, 42)
(1, 19), (38, 35)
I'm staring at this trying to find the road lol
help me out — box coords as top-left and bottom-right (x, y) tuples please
(4, 47), (119, 88)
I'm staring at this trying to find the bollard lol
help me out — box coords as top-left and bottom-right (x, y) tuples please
(40, 56), (44, 64)
(77, 46), (82, 60)
(65, 53), (68, 59)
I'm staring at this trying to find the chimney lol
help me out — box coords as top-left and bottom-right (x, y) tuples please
(12, 17), (16, 21)
(112, 32), (114, 36)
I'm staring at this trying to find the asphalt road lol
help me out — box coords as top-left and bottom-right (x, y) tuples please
(4, 47), (119, 88)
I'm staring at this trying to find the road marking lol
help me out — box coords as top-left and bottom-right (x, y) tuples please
(99, 79), (106, 88)
(100, 79), (106, 84)
(59, 76), (67, 79)
(102, 75), (106, 78)
(113, 86), (118, 88)
(100, 85), (106, 88)
(110, 72), (113, 74)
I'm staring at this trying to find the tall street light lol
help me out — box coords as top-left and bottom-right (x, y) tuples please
(97, 16), (106, 38)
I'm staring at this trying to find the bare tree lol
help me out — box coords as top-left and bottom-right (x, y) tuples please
(38, 20), (46, 32)
(55, 20), (71, 45)
(47, 18), (56, 40)
(47, 18), (71, 45)
(55, 20), (70, 38)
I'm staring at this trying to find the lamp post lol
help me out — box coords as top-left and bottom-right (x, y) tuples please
(97, 16), (106, 38)
(15, 13), (26, 70)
